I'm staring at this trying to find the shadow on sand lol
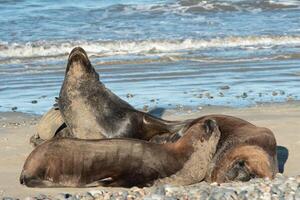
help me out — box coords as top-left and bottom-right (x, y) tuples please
(276, 146), (289, 173)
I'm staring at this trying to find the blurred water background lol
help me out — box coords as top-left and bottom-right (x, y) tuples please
(1, 0), (300, 114)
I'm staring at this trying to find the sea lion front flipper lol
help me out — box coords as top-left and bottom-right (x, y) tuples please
(36, 107), (65, 140)
(30, 107), (70, 147)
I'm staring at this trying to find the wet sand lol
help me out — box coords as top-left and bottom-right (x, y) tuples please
(0, 102), (299, 198)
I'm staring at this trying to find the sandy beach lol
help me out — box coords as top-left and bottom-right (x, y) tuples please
(0, 102), (299, 198)
(1, 0), (300, 199)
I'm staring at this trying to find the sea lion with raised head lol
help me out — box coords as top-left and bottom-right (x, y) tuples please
(181, 115), (278, 183)
(20, 118), (220, 188)
(30, 47), (188, 146)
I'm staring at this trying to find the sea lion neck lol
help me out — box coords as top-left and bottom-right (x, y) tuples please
(165, 119), (220, 159)
(164, 123), (204, 158)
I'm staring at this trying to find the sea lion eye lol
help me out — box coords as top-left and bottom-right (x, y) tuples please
(237, 160), (245, 167)
(250, 173), (256, 178)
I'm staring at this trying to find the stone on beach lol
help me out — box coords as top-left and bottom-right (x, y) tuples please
(15, 174), (300, 200)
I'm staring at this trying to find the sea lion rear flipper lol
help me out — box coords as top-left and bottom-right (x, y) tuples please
(83, 180), (107, 187)
(29, 134), (45, 147)
(142, 114), (192, 140)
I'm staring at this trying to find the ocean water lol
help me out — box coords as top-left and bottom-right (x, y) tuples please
(0, 0), (300, 114)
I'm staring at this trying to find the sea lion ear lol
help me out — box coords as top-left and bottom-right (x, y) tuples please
(204, 119), (218, 135)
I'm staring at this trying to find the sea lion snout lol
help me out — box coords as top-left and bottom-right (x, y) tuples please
(225, 160), (255, 182)
(213, 145), (274, 183)
(66, 47), (92, 74)
(68, 47), (88, 60)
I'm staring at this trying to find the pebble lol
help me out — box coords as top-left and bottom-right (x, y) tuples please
(7, 174), (300, 200)
(2, 197), (18, 200)
(39, 95), (47, 99)
(143, 105), (149, 112)
(279, 90), (285, 95)
(220, 85), (230, 90)
(203, 93), (213, 99)
(176, 104), (183, 110)
(218, 92), (224, 97)
(24, 197), (35, 200)
(11, 107), (18, 111)
(35, 194), (48, 200)
(126, 93), (134, 98)
(241, 92), (248, 98)
(54, 193), (73, 200)
(287, 96), (294, 101)
(31, 100), (38, 104)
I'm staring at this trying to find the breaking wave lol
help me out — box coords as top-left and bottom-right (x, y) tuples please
(100, 0), (300, 15)
(1, 35), (300, 59)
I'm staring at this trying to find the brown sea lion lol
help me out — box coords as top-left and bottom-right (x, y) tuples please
(181, 115), (278, 183)
(20, 118), (220, 188)
(30, 47), (189, 146)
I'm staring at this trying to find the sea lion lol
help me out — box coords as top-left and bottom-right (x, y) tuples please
(30, 47), (188, 145)
(181, 115), (278, 183)
(20, 118), (220, 188)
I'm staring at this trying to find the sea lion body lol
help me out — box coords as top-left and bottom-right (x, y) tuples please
(30, 47), (188, 146)
(20, 119), (220, 188)
(57, 47), (186, 140)
(185, 115), (278, 183)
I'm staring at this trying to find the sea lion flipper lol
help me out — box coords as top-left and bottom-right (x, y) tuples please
(29, 134), (44, 147)
(152, 174), (194, 186)
(30, 107), (69, 147)
(83, 180), (106, 187)
(142, 114), (191, 140)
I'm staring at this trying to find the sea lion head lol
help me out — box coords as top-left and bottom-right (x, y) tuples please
(65, 47), (98, 79)
(175, 119), (221, 154)
(187, 119), (220, 144)
(211, 145), (274, 182)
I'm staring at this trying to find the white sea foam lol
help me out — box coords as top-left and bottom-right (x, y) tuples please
(1, 35), (300, 59)
(105, 0), (300, 14)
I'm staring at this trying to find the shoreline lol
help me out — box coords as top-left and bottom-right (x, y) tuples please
(0, 102), (300, 198)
